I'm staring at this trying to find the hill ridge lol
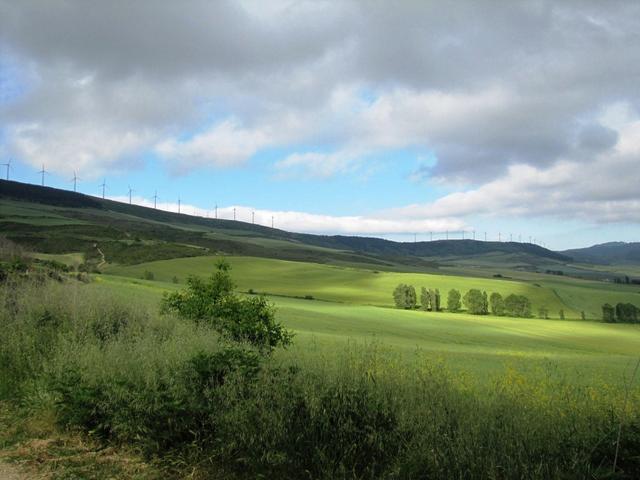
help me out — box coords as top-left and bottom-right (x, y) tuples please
(0, 179), (569, 263)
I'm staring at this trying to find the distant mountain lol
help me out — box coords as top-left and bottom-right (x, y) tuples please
(562, 242), (640, 265)
(0, 179), (570, 266)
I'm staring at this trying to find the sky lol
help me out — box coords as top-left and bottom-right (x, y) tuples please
(1, 0), (639, 250)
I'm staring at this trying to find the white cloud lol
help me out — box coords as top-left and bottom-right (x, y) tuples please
(7, 122), (154, 177)
(155, 120), (270, 172)
(109, 196), (465, 235)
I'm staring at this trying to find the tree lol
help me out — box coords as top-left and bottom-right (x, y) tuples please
(602, 303), (615, 323)
(482, 291), (489, 315)
(434, 289), (441, 312)
(463, 289), (485, 314)
(420, 287), (431, 311)
(504, 294), (532, 318)
(447, 289), (462, 312)
(161, 259), (292, 352)
(490, 292), (505, 316)
(393, 284), (417, 309)
(580, 311), (586, 321)
(559, 309), (565, 320)
(538, 306), (549, 319)
(615, 303), (639, 323)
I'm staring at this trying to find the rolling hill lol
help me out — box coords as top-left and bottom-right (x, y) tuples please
(0, 179), (570, 270)
(563, 242), (640, 265)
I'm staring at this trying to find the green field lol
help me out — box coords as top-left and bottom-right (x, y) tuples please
(98, 253), (640, 384)
(106, 255), (640, 319)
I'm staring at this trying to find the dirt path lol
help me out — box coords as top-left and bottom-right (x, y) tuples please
(95, 244), (106, 269)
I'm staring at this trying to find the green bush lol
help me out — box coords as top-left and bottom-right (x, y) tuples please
(161, 259), (292, 352)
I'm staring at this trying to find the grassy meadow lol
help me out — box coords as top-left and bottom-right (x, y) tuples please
(1, 276), (640, 479)
(2, 190), (640, 478)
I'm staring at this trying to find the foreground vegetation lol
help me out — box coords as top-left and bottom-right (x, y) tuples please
(2, 271), (640, 479)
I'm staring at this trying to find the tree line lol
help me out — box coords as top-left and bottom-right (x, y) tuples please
(601, 302), (639, 324)
(393, 284), (535, 318)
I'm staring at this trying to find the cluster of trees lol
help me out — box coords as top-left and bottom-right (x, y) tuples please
(613, 275), (640, 285)
(393, 285), (533, 318)
(602, 302), (639, 323)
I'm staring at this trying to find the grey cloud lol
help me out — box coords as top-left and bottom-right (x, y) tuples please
(1, 0), (640, 221)
(577, 124), (618, 153)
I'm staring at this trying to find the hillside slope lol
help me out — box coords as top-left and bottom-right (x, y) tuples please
(1, 179), (569, 268)
(563, 242), (640, 265)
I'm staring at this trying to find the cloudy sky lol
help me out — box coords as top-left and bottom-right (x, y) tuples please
(1, 0), (639, 249)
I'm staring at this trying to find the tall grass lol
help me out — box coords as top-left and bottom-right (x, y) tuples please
(1, 278), (639, 479)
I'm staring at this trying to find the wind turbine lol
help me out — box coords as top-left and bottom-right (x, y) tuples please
(128, 186), (134, 205)
(70, 171), (80, 192)
(271, 216), (274, 229)
(430, 231), (433, 241)
(152, 190), (159, 209)
(38, 164), (48, 186)
(252, 211), (255, 224)
(178, 197), (181, 214)
(233, 208), (236, 221)
(1, 159), (11, 180)
(99, 179), (107, 199)
(214, 204), (218, 219)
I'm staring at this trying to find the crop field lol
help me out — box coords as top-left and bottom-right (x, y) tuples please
(106, 255), (640, 319)
(95, 265), (640, 385)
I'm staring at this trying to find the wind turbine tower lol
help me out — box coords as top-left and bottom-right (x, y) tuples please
(128, 186), (134, 205)
(252, 211), (255, 224)
(100, 179), (107, 199)
(1, 159), (11, 180)
(38, 164), (47, 186)
(178, 197), (181, 214)
(71, 171), (79, 192)
(153, 191), (159, 209)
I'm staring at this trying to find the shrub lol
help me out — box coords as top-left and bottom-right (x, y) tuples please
(143, 270), (155, 281)
(161, 259), (292, 352)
